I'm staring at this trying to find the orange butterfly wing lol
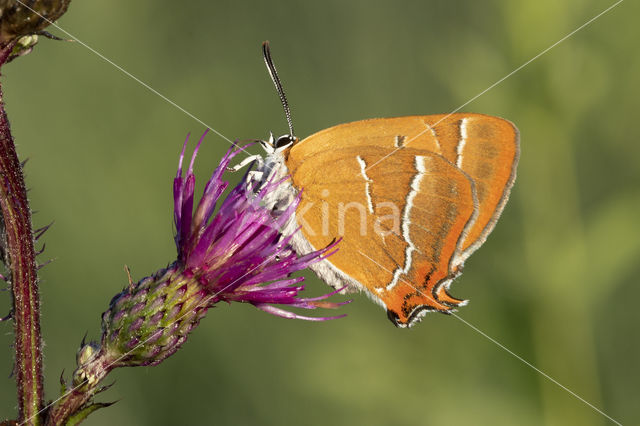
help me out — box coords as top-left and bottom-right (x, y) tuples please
(285, 114), (519, 326)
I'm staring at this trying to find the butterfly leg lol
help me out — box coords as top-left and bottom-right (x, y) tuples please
(227, 154), (262, 172)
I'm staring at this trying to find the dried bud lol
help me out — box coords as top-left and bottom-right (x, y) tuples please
(0, 0), (71, 45)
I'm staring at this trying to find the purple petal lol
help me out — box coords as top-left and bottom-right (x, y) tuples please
(253, 304), (347, 322)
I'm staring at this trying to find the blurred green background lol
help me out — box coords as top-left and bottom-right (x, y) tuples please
(1, 0), (639, 425)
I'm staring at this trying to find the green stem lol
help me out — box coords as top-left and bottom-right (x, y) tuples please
(0, 43), (44, 426)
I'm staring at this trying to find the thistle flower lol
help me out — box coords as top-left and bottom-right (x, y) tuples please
(171, 132), (343, 320)
(70, 131), (345, 392)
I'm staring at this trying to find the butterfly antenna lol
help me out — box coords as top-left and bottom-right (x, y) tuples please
(262, 41), (295, 137)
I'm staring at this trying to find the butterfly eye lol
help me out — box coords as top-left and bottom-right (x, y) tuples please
(274, 134), (296, 149)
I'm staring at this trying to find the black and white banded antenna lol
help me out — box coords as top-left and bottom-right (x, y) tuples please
(262, 41), (295, 140)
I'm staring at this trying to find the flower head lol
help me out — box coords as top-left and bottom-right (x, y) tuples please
(172, 130), (345, 320)
(74, 131), (346, 385)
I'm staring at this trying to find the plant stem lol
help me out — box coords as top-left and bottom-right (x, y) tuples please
(0, 43), (44, 426)
(44, 355), (113, 426)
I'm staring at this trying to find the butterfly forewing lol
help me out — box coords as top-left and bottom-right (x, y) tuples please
(422, 114), (519, 263)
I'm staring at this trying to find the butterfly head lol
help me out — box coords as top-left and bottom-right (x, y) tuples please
(259, 132), (297, 154)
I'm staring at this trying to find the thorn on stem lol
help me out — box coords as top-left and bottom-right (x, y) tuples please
(36, 258), (54, 270)
(96, 381), (115, 394)
(124, 265), (134, 290)
(36, 31), (73, 43)
(33, 221), (54, 241)
(35, 243), (46, 256)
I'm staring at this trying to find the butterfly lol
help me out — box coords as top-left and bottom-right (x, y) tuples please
(238, 42), (519, 328)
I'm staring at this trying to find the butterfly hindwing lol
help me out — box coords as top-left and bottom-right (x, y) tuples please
(287, 146), (478, 326)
